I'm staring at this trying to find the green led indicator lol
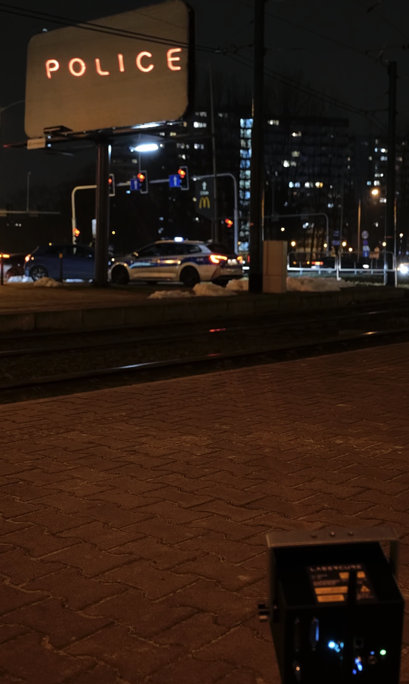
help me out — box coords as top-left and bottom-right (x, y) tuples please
(380, 649), (387, 657)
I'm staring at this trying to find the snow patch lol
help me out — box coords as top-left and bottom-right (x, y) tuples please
(286, 277), (354, 292)
(226, 278), (249, 292)
(7, 276), (33, 283)
(148, 290), (193, 299)
(33, 277), (62, 288)
(193, 282), (236, 297)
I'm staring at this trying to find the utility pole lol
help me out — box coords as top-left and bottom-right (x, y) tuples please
(94, 140), (111, 287)
(386, 61), (397, 286)
(249, 0), (265, 293)
(209, 66), (219, 242)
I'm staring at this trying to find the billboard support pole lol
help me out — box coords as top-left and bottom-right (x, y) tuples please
(94, 139), (111, 287)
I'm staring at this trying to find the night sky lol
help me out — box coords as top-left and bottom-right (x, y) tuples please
(1, 0), (409, 204)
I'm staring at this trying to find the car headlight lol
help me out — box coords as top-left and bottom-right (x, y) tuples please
(399, 264), (409, 275)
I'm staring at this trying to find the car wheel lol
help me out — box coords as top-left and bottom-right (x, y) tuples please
(180, 266), (200, 287)
(29, 265), (48, 281)
(111, 265), (129, 285)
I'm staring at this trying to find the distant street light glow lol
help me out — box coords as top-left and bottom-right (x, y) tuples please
(133, 143), (159, 153)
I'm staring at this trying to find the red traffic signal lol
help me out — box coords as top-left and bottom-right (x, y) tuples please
(224, 218), (233, 228)
(108, 173), (115, 197)
(137, 171), (148, 194)
(177, 166), (189, 190)
(73, 228), (80, 238)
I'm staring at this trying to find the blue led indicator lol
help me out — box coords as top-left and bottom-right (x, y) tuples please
(328, 641), (336, 650)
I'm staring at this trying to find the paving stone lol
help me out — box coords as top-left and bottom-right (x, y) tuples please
(0, 526), (77, 559)
(41, 542), (133, 577)
(24, 566), (127, 611)
(153, 612), (228, 649)
(111, 536), (204, 570)
(2, 341), (409, 683)
(100, 559), (197, 600)
(0, 597), (111, 648)
(0, 632), (94, 683)
(58, 521), (145, 550)
(146, 655), (233, 684)
(84, 587), (195, 638)
(0, 548), (65, 584)
(65, 623), (185, 683)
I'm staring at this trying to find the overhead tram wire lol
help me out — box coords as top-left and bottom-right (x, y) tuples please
(0, 2), (218, 55)
(225, 51), (388, 134)
(229, 0), (379, 65)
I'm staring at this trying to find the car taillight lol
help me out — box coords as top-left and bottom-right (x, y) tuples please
(210, 254), (228, 264)
(312, 261), (323, 266)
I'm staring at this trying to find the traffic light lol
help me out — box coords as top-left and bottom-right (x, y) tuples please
(73, 228), (80, 239)
(137, 170), (148, 194)
(224, 218), (233, 228)
(108, 173), (115, 197)
(177, 166), (189, 191)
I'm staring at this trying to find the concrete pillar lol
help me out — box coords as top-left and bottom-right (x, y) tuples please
(263, 240), (287, 293)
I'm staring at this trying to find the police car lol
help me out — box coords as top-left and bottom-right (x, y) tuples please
(109, 240), (243, 287)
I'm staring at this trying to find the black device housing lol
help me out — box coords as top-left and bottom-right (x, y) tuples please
(263, 528), (404, 684)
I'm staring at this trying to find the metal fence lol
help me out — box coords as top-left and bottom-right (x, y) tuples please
(287, 251), (396, 282)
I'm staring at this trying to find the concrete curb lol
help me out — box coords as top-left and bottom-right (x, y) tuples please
(0, 288), (406, 332)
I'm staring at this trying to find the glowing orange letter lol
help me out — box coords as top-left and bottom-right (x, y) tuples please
(136, 52), (154, 73)
(118, 54), (125, 72)
(45, 59), (60, 79)
(68, 58), (86, 77)
(167, 48), (182, 71)
(95, 58), (110, 76)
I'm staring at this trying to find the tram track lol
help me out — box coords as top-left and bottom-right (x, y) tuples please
(1, 303), (409, 405)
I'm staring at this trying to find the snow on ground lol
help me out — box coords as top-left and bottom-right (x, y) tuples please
(148, 290), (192, 299)
(193, 282), (236, 297)
(286, 277), (354, 292)
(33, 277), (62, 288)
(226, 278), (249, 292)
(6, 276), (33, 283)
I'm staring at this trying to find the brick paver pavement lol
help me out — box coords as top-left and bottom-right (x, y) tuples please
(1, 342), (409, 683)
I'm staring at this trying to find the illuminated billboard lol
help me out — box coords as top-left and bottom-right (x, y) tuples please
(25, 0), (194, 138)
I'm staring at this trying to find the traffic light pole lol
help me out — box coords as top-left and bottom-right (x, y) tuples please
(94, 139), (111, 287)
(249, 0), (265, 293)
(386, 61), (397, 287)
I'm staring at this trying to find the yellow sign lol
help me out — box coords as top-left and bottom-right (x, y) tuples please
(199, 196), (210, 209)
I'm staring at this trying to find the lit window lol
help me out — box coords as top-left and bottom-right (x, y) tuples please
(292, 151), (300, 157)
(283, 160), (290, 168)
(291, 131), (302, 137)
(195, 111), (207, 117)
(380, 197), (387, 203)
(193, 122), (207, 128)
(305, 182), (313, 188)
(380, 156), (387, 161)
(294, 182), (301, 188)
(381, 148), (387, 153)
(315, 182), (324, 188)
(374, 180), (381, 185)
(328, 203), (334, 208)
(289, 182), (294, 188)
(194, 144), (204, 150)
(268, 119), (279, 126)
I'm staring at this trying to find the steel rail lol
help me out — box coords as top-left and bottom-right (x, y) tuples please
(1, 326), (409, 393)
(1, 303), (409, 359)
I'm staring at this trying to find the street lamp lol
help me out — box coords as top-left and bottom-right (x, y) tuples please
(371, 187), (380, 197)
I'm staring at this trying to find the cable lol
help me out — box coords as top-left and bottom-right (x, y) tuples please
(226, 52), (388, 134)
(0, 2), (219, 54)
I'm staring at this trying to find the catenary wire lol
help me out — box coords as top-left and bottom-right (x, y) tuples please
(0, 2), (219, 54)
(226, 51), (388, 133)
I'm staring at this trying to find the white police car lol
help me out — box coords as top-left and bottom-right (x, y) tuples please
(109, 240), (242, 287)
